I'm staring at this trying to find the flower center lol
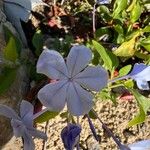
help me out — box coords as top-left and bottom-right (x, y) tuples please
(68, 77), (73, 82)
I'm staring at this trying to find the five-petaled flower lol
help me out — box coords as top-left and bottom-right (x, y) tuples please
(127, 63), (150, 90)
(109, 63), (150, 90)
(0, 100), (47, 150)
(37, 45), (108, 116)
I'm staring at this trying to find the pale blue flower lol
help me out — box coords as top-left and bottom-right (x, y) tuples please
(97, 0), (110, 4)
(61, 123), (81, 150)
(0, 100), (47, 150)
(109, 63), (150, 90)
(37, 45), (108, 116)
(115, 139), (150, 150)
(128, 63), (150, 90)
(128, 140), (150, 150)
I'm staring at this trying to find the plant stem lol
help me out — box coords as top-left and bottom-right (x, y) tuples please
(91, 109), (130, 149)
(108, 75), (129, 84)
(61, 0), (65, 5)
(76, 116), (80, 150)
(93, 3), (97, 36)
(33, 108), (49, 120)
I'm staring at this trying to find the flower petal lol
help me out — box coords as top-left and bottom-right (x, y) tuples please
(130, 64), (150, 81)
(125, 63), (150, 90)
(97, 0), (110, 4)
(136, 79), (149, 90)
(37, 49), (68, 79)
(128, 140), (150, 150)
(28, 127), (47, 140)
(74, 66), (108, 91)
(23, 130), (35, 150)
(11, 119), (25, 137)
(20, 100), (34, 127)
(66, 45), (92, 77)
(129, 63), (148, 76)
(67, 82), (93, 116)
(0, 105), (19, 119)
(38, 80), (68, 112)
(61, 123), (81, 150)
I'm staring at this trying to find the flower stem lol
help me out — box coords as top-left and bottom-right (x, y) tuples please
(76, 116), (80, 150)
(93, 3), (97, 36)
(33, 108), (49, 120)
(91, 109), (130, 149)
(108, 75), (129, 84)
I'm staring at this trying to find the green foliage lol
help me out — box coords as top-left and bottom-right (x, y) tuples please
(119, 65), (132, 76)
(123, 79), (134, 88)
(140, 37), (150, 52)
(113, 0), (127, 18)
(130, 1), (142, 23)
(4, 37), (19, 62)
(88, 110), (97, 119)
(0, 67), (17, 95)
(142, 25), (150, 32)
(3, 26), (21, 63)
(113, 32), (140, 57)
(114, 24), (124, 44)
(98, 88), (117, 104)
(95, 27), (111, 40)
(128, 89), (150, 126)
(32, 30), (43, 56)
(35, 110), (59, 123)
(92, 40), (119, 71)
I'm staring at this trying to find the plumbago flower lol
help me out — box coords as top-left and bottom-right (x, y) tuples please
(119, 140), (150, 150)
(37, 45), (108, 116)
(0, 100), (47, 150)
(128, 63), (150, 90)
(97, 0), (110, 4)
(109, 63), (150, 90)
(61, 123), (81, 150)
(127, 140), (150, 150)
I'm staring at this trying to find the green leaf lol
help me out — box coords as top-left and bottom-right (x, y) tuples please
(3, 25), (21, 56)
(127, 0), (137, 12)
(135, 51), (150, 60)
(140, 37), (150, 52)
(92, 50), (100, 65)
(113, 32), (140, 57)
(119, 65), (132, 76)
(4, 37), (18, 62)
(142, 25), (150, 32)
(88, 110), (97, 119)
(34, 110), (59, 123)
(98, 88), (117, 104)
(128, 108), (145, 127)
(130, 1), (141, 23)
(128, 89), (150, 126)
(95, 27), (111, 40)
(97, 5), (112, 22)
(124, 79), (134, 88)
(113, 0), (127, 18)
(0, 67), (17, 95)
(32, 30), (43, 56)
(114, 24), (124, 44)
(92, 40), (119, 71)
